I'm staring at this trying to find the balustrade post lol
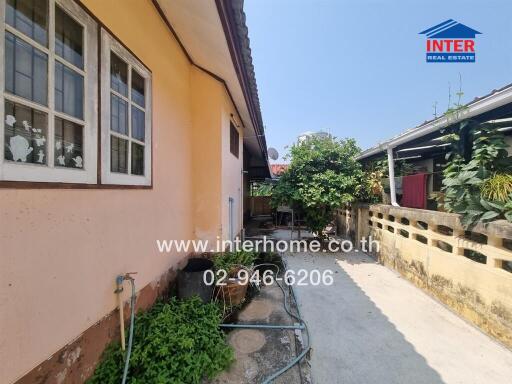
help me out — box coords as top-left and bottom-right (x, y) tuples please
(409, 219), (417, 239)
(427, 221), (435, 247)
(487, 235), (503, 268)
(452, 228), (464, 256)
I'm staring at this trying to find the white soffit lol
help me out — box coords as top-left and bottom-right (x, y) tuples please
(156, 0), (260, 155)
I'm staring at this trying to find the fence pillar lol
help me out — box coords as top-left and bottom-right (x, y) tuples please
(453, 228), (465, 256)
(487, 235), (503, 267)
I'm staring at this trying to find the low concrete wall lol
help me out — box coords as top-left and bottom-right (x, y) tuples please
(337, 204), (512, 349)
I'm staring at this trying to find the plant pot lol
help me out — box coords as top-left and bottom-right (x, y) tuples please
(177, 258), (214, 303)
(215, 278), (248, 306)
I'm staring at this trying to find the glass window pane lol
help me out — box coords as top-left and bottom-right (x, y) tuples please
(6, 0), (48, 46)
(131, 142), (144, 175)
(5, 32), (48, 105)
(230, 122), (239, 157)
(55, 5), (83, 69)
(111, 135), (128, 173)
(131, 69), (145, 107)
(4, 100), (47, 164)
(110, 94), (128, 135)
(55, 61), (83, 119)
(54, 117), (83, 168)
(131, 106), (145, 142)
(110, 52), (127, 96)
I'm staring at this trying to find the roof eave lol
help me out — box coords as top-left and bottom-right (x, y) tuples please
(216, 0), (270, 177)
(357, 84), (512, 161)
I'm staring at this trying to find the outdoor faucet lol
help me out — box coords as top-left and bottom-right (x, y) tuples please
(115, 272), (138, 351)
(123, 272), (137, 281)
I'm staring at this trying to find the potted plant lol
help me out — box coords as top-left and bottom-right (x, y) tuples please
(212, 251), (257, 306)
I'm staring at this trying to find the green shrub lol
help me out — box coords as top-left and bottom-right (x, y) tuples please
(271, 136), (363, 237)
(87, 297), (234, 384)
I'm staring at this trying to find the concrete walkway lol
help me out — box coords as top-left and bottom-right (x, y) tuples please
(284, 250), (512, 384)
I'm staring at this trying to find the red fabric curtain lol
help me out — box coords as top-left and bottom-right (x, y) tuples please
(401, 173), (428, 209)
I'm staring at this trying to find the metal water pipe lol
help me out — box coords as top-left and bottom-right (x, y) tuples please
(115, 273), (137, 384)
(387, 147), (400, 207)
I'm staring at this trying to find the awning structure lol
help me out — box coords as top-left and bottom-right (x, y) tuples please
(357, 84), (512, 206)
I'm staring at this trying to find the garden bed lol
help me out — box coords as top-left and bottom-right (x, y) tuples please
(87, 251), (310, 384)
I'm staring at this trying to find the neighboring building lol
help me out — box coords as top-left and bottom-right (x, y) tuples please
(358, 84), (512, 208)
(297, 130), (331, 143)
(270, 163), (289, 177)
(0, 1), (269, 383)
(350, 85), (512, 350)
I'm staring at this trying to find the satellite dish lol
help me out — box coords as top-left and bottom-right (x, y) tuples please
(268, 147), (279, 161)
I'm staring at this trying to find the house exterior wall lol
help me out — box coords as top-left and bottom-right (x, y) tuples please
(190, 67), (244, 244)
(221, 91), (244, 241)
(0, 1), (247, 383)
(191, 68), (223, 244)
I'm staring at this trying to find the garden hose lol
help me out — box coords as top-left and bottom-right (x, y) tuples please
(262, 260), (311, 384)
(121, 276), (136, 384)
(218, 258), (311, 383)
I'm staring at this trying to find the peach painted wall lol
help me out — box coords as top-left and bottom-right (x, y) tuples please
(190, 67), (244, 244)
(191, 68), (222, 244)
(221, 92), (244, 241)
(0, 1), (244, 383)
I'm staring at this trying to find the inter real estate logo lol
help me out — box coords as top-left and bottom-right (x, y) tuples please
(419, 19), (481, 63)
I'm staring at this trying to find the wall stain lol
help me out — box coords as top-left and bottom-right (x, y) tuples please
(13, 261), (186, 384)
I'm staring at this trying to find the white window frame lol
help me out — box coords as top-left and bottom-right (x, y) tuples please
(100, 29), (152, 186)
(0, 0), (98, 183)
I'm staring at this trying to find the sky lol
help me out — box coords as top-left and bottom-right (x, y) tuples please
(244, 0), (512, 162)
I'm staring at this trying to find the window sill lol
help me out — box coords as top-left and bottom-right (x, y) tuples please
(0, 180), (153, 189)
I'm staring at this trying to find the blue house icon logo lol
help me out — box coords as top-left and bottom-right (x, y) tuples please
(419, 20), (481, 63)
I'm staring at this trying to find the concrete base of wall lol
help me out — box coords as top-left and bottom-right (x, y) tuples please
(13, 261), (187, 384)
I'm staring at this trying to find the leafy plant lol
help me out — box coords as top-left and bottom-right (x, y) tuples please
(439, 121), (512, 227)
(251, 182), (273, 196)
(212, 251), (258, 276)
(355, 169), (384, 203)
(271, 136), (362, 237)
(364, 157), (415, 178)
(87, 297), (234, 384)
(481, 173), (512, 203)
(356, 157), (416, 203)
(369, 170), (385, 195)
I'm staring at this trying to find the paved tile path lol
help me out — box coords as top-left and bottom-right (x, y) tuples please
(285, 250), (512, 384)
(209, 283), (309, 384)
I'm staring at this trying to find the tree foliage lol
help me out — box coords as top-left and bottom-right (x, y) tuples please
(251, 182), (273, 196)
(355, 157), (417, 203)
(271, 136), (363, 236)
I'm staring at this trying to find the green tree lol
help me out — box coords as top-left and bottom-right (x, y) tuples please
(251, 182), (273, 196)
(272, 136), (363, 237)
